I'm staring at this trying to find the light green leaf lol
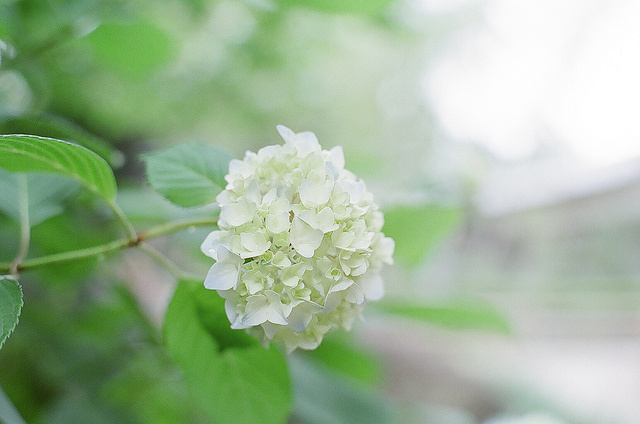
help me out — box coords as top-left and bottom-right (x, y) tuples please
(0, 277), (23, 349)
(374, 299), (511, 334)
(85, 21), (175, 78)
(164, 280), (292, 424)
(0, 115), (123, 168)
(289, 355), (396, 424)
(275, 0), (393, 18)
(0, 169), (80, 226)
(383, 204), (462, 266)
(304, 331), (382, 386)
(142, 142), (233, 208)
(0, 384), (26, 424)
(0, 135), (117, 201)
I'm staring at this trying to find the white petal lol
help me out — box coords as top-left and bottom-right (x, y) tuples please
(266, 212), (290, 234)
(204, 262), (240, 290)
(261, 188), (277, 206)
(332, 231), (355, 250)
(359, 272), (384, 301)
(377, 237), (395, 264)
(215, 190), (236, 205)
(293, 131), (321, 158)
(220, 198), (256, 227)
(224, 297), (248, 329)
(240, 232), (270, 258)
(244, 181), (262, 205)
(272, 251), (292, 268)
(200, 230), (225, 259)
(326, 145), (345, 170)
(228, 158), (253, 179)
(282, 276), (299, 287)
(299, 180), (332, 208)
(345, 282), (365, 304)
(336, 180), (365, 204)
(316, 207), (338, 232)
(290, 217), (324, 258)
(265, 304), (288, 325)
(276, 124), (296, 142)
(242, 295), (269, 326)
(324, 279), (353, 311)
(287, 301), (323, 332)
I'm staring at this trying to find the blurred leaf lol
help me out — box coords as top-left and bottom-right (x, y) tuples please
(0, 384), (26, 424)
(43, 389), (128, 424)
(0, 169), (80, 227)
(0, 115), (123, 168)
(103, 348), (208, 424)
(84, 21), (175, 78)
(103, 345), (210, 423)
(0, 277), (23, 349)
(304, 331), (382, 386)
(0, 280), (162, 422)
(142, 143), (233, 208)
(382, 204), (462, 266)
(275, 0), (394, 18)
(374, 299), (511, 334)
(28, 211), (113, 286)
(164, 280), (292, 424)
(289, 355), (396, 424)
(0, 135), (117, 201)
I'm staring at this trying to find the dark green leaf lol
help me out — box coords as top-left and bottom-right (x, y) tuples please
(0, 384), (26, 424)
(85, 21), (175, 78)
(383, 204), (462, 266)
(164, 280), (292, 424)
(0, 135), (117, 201)
(289, 355), (396, 424)
(142, 142), (233, 208)
(0, 277), (23, 349)
(0, 169), (80, 226)
(374, 299), (511, 334)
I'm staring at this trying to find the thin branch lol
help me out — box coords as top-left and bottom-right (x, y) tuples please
(138, 243), (201, 281)
(107, 199), (138, 241)
(10, 175), (30, 278)
(0, 216), (218, 274)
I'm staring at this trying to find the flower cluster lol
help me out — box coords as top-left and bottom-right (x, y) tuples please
(201, 125), (394, 352)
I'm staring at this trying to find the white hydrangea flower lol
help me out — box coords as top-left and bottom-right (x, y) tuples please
(201, 125), (394, 352)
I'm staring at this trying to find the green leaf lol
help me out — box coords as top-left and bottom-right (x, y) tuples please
(382, 204), (462, 266)
(0, 277), (23, 349)
(164, 280), (292, 424)
(289, 355), (396, 424)
(142, 142), (233, 208)
(0, 169), (80, 226)
(0, 115), (123, 168)
(0, 384), (26, 424)
(85, 21), (175, 78)
(374, 299), (511, 334)
(0, 135), (117, 201)
(304, 331), (382, 386)
(275, 0), (394, 18)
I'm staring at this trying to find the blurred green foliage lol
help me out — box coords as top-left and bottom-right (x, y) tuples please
(383, 204), (462, 266)
(0, 0), (506, 423)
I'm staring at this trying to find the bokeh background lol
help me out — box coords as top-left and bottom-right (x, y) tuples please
(1, 0), (640, 423)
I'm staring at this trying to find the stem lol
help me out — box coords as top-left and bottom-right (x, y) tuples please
(138, 243), (200, 281)
(10, 175), (30, 278)
(107, 199), (138, 241)
(0, 216), (217, 274)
